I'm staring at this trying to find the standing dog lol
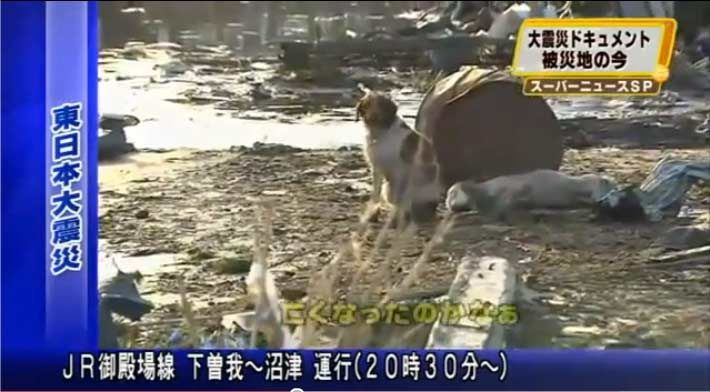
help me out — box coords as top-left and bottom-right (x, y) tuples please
(446, 169), (617, 220)
(355, 88), (441, 224)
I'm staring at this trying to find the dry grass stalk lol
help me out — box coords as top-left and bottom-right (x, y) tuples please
(382, 213), (455, 305)
(245, 201), (299, 348)
(177, 275), (200, 348)
(160, 190), (454, 349)
(346, 205), (400, 301)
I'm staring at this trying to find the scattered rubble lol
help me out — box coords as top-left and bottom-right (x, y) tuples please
(98, 143), (710, 349)
(659, 226), (710, 250)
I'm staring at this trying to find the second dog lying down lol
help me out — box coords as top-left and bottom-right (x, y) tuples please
(446, 169), (617, 219)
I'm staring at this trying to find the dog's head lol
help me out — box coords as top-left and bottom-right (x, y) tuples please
(355, 91), (398, 134)
(446, 179), (501, 214)
(446, 181), (475, 212)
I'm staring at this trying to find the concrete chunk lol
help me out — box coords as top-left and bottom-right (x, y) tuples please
(426, 255), (517, 349)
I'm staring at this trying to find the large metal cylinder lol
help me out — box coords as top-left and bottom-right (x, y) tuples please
(415, 68), (564, 189)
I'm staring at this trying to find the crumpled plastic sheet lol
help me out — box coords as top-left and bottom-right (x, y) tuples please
(100, 272), (153, 321)
(99, 269), (154, 348)
(598, 156), (710, 222)
(99, 113), (140, 131)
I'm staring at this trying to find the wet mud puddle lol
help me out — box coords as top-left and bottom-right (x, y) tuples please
(99, 54), (708, 151)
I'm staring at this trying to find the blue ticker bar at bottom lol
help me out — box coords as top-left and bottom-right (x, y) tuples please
(1, 349), (709, 391)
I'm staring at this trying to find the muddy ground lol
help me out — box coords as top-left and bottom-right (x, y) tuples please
(98, 46), (710, 349)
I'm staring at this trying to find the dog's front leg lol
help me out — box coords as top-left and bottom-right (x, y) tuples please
(371, 168), (384, 203)
(363, 168), (385, 223)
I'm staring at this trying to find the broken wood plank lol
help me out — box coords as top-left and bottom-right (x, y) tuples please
(648, 245), (710, 263)
(644, 256), (709, 270)
(179, 56), (246, 68)
(426, 255), (517, 349)
(185, 95), (233, 103)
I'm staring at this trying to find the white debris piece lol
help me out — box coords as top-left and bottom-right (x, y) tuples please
(426, 255), (518, 349)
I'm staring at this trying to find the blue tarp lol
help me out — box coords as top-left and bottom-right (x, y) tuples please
(598, 156), (710, 221)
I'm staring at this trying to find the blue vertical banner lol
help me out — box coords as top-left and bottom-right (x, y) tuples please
(45, 0), (91, 350)
(1, 0), (98, 355)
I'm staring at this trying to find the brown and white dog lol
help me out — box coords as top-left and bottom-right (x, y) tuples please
(446, 169), (617, 220)
(355, 87), (441, 224)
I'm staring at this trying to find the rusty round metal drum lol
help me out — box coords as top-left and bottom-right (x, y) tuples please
(415, 68), (564, 189)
